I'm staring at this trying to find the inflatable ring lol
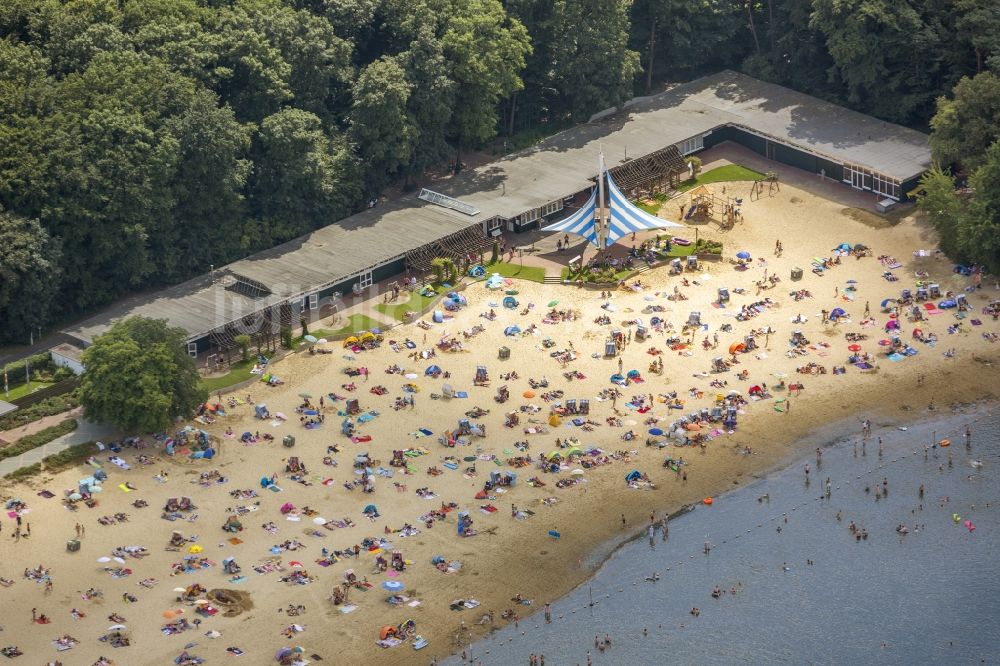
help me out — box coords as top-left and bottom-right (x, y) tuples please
(703, 497), (713, 506)
(939, 439), (950, 447)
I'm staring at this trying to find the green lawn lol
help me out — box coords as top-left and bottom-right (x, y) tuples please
(200, 358), (257, 394)
(376, 290), (439, 321)
(3, 381), (54, 401)
(482, 261), (546, 283)
(676, 165), (766, 192)
(330, 314), (385, 337)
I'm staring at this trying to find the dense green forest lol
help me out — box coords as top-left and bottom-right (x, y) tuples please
(1, 0), (998, 342)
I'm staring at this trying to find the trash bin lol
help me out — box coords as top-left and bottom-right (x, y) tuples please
(499, 346), (510, 360)
(791, 267), (803, 281)
(67, 539), (81, 552)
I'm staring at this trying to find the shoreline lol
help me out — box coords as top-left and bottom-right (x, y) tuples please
(408, 365), (998, 666)
(1, 174), (998, 666)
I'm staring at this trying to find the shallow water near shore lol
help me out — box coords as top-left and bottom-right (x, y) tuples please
(446, 407), (1000, 665)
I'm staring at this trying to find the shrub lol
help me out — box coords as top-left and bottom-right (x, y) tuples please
(234, 335), (251, 362)
(490, 240), (499, 264)
(430, 257), (446, 283)
(42, 441), (96, 472)
(0, 418), (78, 462)
(4, 462), (41, 481)
(2, 352), (56, 389)
(687, 155), (702, 176)
(0, 391), (80, 430)
(280, 326), (293, 349)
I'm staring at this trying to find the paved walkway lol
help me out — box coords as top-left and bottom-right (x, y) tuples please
(0, 418), (116, 477)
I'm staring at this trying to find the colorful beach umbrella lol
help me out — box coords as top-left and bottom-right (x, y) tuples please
(848, 344), (862, 352)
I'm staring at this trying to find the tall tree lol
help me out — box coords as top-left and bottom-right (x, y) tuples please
(0, 208), (62, 343)
(915, 165), (964, 259)
(442, 0), (531, 161)
(929, 72), (1000, 171)
(80, 316), (207, 433)
(349, 56), (415, 194)
(961, 140), (1000, 273)
(546, 0), (640, 121)
(400, 27), (455, 179)
(247, 108), (360, 248)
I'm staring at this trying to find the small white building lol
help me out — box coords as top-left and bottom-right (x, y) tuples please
(50, 343), (85, 375)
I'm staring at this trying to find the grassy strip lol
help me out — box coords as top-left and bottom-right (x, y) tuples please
(483, 261), (546, 283)
(331, 314), (386, 337)
(200, 358), (258, 394)
(0, 418), (78, 461)
(376, 290), (440, 321)
(3, 381), (55, 401)
(0, 392), (79, 430)
(4, 463), (41, 481)
(676, 165), (766, 193)
(42, 440), (97, 472)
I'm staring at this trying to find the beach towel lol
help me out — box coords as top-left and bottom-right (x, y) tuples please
(118, 484), (132, 492)
(267, 485), (283, 492)
(888, 353), (905, 361)
(37, 490), (55, 498)
(455, 391), (468, 398)
(350, 435), (372, 443)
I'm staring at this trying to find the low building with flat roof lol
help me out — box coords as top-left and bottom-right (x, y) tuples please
(63, 70), (930, 354)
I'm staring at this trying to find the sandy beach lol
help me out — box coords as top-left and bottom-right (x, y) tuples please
(1, 175), (998, 666)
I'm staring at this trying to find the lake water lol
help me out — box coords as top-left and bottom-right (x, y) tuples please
(445, 406), (1000, 665)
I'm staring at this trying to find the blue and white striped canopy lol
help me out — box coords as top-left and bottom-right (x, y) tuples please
(605, 173), (683, 247)
(541, 189), (600, 247)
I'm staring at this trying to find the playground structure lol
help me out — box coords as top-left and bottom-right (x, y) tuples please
(749, 172), (780, 200)
(683, 184), (742, 229)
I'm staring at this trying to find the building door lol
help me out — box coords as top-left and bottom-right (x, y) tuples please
(359, 270), (373, 289)
(766, 141), (775, 161)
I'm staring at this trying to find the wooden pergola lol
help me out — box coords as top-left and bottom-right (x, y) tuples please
(606, 145), (688, 197)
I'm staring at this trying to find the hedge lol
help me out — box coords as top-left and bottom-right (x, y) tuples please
(0, 392), (80, 431)
(42, 440), (96, 471)
(2, 352), (56, 388)
(4, 462), (41, 481)
(0, 418), (78, 462)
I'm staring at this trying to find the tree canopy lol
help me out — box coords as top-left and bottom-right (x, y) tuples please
(1, 0), (997, 336)
(79, 316), (207, 433)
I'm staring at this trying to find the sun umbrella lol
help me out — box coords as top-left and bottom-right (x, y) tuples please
(113, 556), (126, 564)
(90, 485), (102, 493)
(312, 517), (327, 525)
(173, 587), (187, 593)
(848, 344), (861, 352)
(163, 610), (177, 619)
(107, 624), (127, 631)
(304, 335), (318, 343)
(648, 428), (664, 436)
(547, 300), (559, 307)
(571, 469), (586, 476)
(188, 545), (203, 554)
(97, 556), (111, 563)
(69, 492), (82, 501)
(736, 251), (751, 260)
(298, 393), (312, 399)
(523, 390), (536, 398)
(404, 373), (418, 379)
(382, 580), (405, 591)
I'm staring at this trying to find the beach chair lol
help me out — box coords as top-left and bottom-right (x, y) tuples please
(346, 399), (361, 415)
(474, 366), (490, 386)
(442, 383), (455, 399)
(686, 256), (698, 271)
(709, 407), (723, 422)
(717, 288), (730, 303)
(956, 294), (969, 311)
(670, 258), (682, 275)
(635, 320), (648, 341)
(282, 435), (295, 448)
(743, 335), (757, 351)
(498, 346), (510, 360)
(285, 457), (301, 473)
(604, 339), (617, 357)
(565, 399), (577, 414)
(687, 311), (701, 328)
(915, 286), (928, 301)
(579, 399), (590, 415)
(928, 283), (941, 298)
(711, 357), (728, 373)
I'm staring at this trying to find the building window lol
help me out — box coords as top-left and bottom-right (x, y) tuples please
(677, 136), (704, 155)
(308, 294), (318, 310)
(487, 217), (502, 232)
(541, 200), (563, 217)
(187, 342), (198, 358)
(872, 173), (900, 200)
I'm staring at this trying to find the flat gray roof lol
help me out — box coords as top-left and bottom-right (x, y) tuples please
(64, 70), (930, 344)
(0, 400), (17, 418)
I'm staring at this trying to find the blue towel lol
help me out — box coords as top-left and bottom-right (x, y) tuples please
(455, 392), (468, 398)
